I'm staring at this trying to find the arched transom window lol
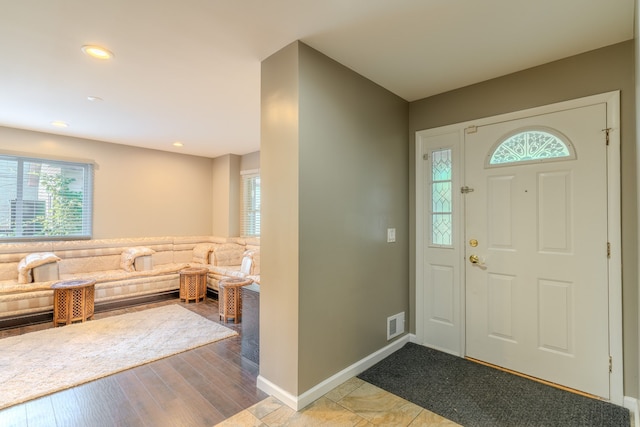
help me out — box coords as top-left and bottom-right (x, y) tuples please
(487, 128), (576, 167)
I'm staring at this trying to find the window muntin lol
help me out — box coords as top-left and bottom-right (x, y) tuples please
(487, 128), (575, 167)
(430, 149), (452, 247)
(0, 155), (93, 240)
(241, 170), (260, 237)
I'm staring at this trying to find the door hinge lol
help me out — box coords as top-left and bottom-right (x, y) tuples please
(609, 355), (613, 373)
(603, 128), (612, 146)
(465, 125), (478, 134)
(423, 153), (428, 160)
(607, 242), (611, 259)
(461, 186), (474, 194)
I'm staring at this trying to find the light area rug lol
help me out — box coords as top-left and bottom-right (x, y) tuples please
(0, 304), (237, 410)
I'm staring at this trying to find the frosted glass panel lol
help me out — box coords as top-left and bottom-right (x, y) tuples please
(430, 148), (452, 247)
(432, 182), (452, 212)
(432, 149), (452, 180)
(432, 214), (452, 246)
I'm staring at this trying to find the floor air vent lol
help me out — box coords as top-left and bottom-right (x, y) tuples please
(387, 312), (405, 340)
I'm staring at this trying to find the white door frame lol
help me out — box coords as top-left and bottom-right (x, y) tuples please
(415, 91), (623, 404)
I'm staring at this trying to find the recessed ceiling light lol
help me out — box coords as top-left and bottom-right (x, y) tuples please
(87, 96), (103, 102)
(50, 121), (69, 128)
(173, 142), (184, 147)
(81, 45), (114, 60)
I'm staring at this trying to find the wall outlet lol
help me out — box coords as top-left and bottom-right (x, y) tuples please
(387, 228), (396, 243)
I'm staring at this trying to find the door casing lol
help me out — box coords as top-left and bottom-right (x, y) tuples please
(414, 91), (622, 404)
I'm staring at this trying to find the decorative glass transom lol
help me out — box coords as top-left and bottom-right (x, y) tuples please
(488, 128), (575, 167)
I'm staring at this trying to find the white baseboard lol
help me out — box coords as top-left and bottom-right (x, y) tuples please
(624, 396), (639, 427)
(255, 376), (299, 409)
(256, 334), (411, 410)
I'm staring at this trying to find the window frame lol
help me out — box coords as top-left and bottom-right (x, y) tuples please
(0, 153), (94, 241)
(240, 169), (260, 237)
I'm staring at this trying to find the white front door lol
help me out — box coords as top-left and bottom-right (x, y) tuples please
(464, 103), (610, 398)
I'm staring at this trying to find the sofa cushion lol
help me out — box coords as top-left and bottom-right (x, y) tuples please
(120, 247), (155, 272)
(17, 252), (61, 284)
(33, 262), (59, 282)
(241, 249), (260, 275)
(0, 278), (58, 295)
(209, 265), (244, 278)
(211, 244), (245, 266)
(61, 262), (186, 284)
(192, 243), (216, 265)
(134, 255), (153, 271)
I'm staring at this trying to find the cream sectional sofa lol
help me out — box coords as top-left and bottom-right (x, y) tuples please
(0, 235), (260, 323)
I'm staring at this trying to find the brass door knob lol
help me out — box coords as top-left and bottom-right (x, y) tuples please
(469, 254), (486, 267)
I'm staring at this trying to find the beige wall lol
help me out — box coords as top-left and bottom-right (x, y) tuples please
(211, 151), (261, 238)
(409, 40), (637, 397)
(241, 151), (260, 171)
(211, 154), (241, 237)
(297, 44), (409, 393)
(0, 126), (258, 241)
(0, 126), (214, 238)
(260, 41), (409, 396)
(260, 41), (301, 395)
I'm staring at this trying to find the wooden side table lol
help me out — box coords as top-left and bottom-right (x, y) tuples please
(179, 267), (208, 303)
(219, 277), (252, 323)
(52, 279), (96, 327)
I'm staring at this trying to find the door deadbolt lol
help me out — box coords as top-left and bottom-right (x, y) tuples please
(469, 239), (478, 247)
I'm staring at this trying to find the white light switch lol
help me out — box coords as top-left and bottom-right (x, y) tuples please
(387, 228), (396, 243)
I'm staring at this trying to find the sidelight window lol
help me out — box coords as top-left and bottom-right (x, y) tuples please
(430, 148), (452, 247)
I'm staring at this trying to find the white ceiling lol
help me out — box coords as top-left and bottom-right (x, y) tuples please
(0, 0), (634, 158)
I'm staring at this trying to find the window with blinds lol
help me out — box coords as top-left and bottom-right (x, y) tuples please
(241, 170), (260, 237)
(0, 154), (93, 240)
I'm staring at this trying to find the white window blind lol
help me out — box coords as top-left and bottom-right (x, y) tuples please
(241, 170), (260, 237)
(0, 154), (93, 240)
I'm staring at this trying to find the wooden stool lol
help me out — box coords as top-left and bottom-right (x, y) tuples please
(52, 279), (96, 327)
(179, 267), (208, 303)
(219, 278), (252, 323)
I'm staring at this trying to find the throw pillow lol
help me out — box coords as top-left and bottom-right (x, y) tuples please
(120, 247), (155, 272)
(192, 243), (216, 265)
(17, 252), (61, 284)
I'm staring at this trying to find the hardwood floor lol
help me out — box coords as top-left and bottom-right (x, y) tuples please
(0, 296), (266, 427)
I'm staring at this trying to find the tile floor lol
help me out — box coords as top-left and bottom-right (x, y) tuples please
(216, 377), (460, 427)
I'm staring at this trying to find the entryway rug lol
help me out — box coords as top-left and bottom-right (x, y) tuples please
(358, 343), (630, 427)
(0, 304), (237, 410)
